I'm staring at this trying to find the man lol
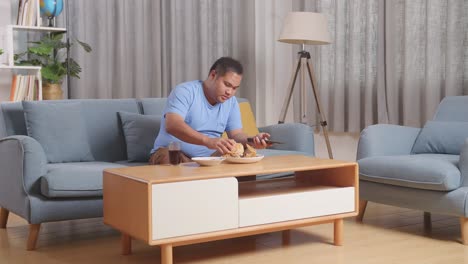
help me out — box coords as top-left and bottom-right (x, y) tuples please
(149, 57), (270, 165)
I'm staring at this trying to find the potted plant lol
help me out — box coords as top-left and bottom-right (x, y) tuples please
(14, 33), (91, 100)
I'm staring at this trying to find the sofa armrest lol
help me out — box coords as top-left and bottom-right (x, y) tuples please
(0, 136), (47, 220)
(357, 124), (421, 160)
(258, 123), (314, 156)
(459, 139), (468, 187)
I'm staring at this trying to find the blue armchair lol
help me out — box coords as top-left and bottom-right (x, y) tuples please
(356, 96), (468, 244)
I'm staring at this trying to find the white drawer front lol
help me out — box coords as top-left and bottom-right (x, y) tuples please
(239, 186), (355, 227)
(152, 177), (238, 240)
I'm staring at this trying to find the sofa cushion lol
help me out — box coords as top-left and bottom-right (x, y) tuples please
(412, 121), (468, 155)
(140, 98), (167, 115)
(238, 102), (260, 136)
(41, 162), (126, 198)
(257, 149), (310, 157)
(358, 154), (460, 191)
(119, 112), (161, 162)
(22, 101), (95, 163)
(79, 99), (140, 162)
(114, 160), (149, 167)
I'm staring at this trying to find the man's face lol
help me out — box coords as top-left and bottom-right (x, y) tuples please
(210, 70), (242, 103)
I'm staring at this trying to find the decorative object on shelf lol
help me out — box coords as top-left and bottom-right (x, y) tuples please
(277, 12), (334, 159)
(40, 0), (64, 27)
(0, 48), (3, 55)
(14, 33), (91, 100)
(41, 82), (62, 100)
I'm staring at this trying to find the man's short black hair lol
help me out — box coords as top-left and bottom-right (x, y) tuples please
(209, 57), (243, 77)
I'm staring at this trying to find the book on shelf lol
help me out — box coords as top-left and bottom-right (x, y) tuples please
(16, 0), (39, 27)
(9, 74), (40, 101)
(9, 75), (17, 101)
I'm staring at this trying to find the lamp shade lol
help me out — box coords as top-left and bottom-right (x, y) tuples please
(278, 12), (331, 45)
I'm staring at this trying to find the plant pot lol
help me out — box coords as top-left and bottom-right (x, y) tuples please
(42, 83), (63, 100)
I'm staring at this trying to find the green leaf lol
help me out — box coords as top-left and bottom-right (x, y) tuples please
(51, 33), (65, 41)
(42, 63), (66, 83)
(13, 33), (92, 84)
(16, 59), (42, 66)
(64, 58), (82, 78)
(75, 39), (92, 53)
(14, 51), (27, 61)
(28, 45), (53, 56)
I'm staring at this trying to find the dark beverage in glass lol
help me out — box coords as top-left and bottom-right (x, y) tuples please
(169, 150), (181, 165)
(168, 141), (181, 165)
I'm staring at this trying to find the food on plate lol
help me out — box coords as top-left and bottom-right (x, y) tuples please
(223, 143), (244, 158)
(223, 142), (257, 158)
(243, 144), (257, 158)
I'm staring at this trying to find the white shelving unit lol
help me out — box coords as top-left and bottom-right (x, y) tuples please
(4, 24), (66, 67)
(0, 64), (42, 100)
(0, 0), (67, 101)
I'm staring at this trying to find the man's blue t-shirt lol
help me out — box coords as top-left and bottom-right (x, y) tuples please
(152, 80), (243, 157)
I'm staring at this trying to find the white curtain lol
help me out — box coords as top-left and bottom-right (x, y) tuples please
(254, 0), (380, 131)
(66, 0), (255, 100)
(307, 0), (467, 131)
(384, 0), (468, 127)
(65, 0), (468, 131)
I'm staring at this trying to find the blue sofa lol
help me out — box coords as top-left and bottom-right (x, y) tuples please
(0, 97), (314, 250)
(357, 96), (468, 244)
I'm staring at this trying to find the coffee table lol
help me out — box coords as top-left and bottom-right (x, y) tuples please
(103, 155), (358, 264)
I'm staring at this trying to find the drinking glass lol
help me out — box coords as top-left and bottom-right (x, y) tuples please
(168, 142), (181, 165)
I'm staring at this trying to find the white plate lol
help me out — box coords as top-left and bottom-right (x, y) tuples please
(225, 155), (264, 164)
(192, 157), (225, 166)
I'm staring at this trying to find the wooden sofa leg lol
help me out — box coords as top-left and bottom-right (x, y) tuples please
(461, 218), (468, 245)
(0, 208), (9, 228)
(27, 224), (41, 250)
(424, 212), (432, 231)
(356, 200), (368, 222)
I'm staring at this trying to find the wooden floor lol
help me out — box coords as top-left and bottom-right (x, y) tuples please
(1, 202), (467, 264)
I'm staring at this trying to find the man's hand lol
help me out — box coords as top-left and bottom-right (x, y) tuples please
(203, 137), (237, 155)
(249, 132), (271, 149)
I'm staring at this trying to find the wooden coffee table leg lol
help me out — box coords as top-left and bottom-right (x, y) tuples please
(282, 230), (291, 244)
(334, 219), (343, 246)
(161, 244), (173, 264)
(121, 233), (132, 255)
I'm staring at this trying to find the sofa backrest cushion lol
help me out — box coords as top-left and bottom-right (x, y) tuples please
(1, 99), (141, 162)
(433, 96), (468, 122)
(412, 121), (468, 155)
(119, 111), (161, 162)
(79, 99), (140, 161)
(23, 101), (95, 163)
(140, 98), (167, 115)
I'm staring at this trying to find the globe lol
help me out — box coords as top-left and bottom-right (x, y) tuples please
(40, 0), (63, 18)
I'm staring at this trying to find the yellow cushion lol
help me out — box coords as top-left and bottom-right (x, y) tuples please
(222, 101), (259, 138)
(239, 102), (260, 136)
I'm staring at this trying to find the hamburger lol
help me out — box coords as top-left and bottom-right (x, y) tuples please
(223, 142), (257, 158)
(223, 143), (244, 158)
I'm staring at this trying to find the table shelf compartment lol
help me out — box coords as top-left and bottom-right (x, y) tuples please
(238, 177), (355, 227)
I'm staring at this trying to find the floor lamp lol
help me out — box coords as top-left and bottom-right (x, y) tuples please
(278, 12), (333, 159)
